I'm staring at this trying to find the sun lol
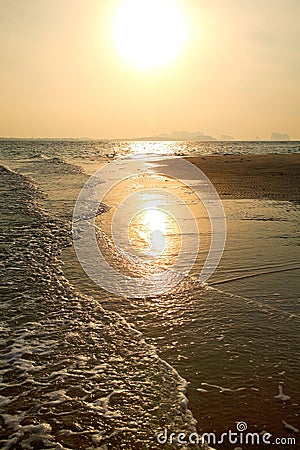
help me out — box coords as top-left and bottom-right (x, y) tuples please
(112, 0), (188, 69)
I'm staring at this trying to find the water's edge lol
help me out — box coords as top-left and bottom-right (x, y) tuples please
(0, 165), (209, 449)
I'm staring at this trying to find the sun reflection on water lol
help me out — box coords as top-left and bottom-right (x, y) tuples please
(128, 208), (181, 266)
(127, 141), (176, 157)
(95, 170), (210, 279)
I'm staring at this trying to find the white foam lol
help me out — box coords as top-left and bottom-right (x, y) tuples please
(1, 412), (25, 430)
(274, 384), (291, 401)
(282, 420), (299, 433)
(201, 382), (246, 393)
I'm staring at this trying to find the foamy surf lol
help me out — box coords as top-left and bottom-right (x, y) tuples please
(1, 148), (299, 449)
(0, 165), (202, 449)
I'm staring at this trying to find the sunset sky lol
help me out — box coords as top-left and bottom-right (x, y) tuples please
(0, 0), (299, 140)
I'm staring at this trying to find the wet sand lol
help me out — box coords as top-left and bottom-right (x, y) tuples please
(1, 154), (299, 448)
(186, 154), (300, 201)
(0, 165), (200, 449)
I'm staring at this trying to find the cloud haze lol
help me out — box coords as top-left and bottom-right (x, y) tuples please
(0, 0), (299, 139)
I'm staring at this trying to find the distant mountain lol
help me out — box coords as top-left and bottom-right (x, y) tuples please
(220, 134), (234, 141)
(131, 131), (217, 141)
(271, 132), (290, 141)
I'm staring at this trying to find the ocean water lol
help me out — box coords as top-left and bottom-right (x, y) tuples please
(0, 140), (299, 449)
(0, 139), (299, 160)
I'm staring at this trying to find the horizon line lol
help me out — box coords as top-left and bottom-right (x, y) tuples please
(0, 136), (299, 142)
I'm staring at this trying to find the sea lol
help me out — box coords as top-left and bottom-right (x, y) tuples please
(0, 140), (299, 450)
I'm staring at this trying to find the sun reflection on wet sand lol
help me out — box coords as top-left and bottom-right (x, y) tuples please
(95, 170), (211, 280)
(128, 207), (181, 270)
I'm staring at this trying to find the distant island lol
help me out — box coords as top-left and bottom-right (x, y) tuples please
(270, 132), (290, 141)
(129, 131), (219, 141)
(0, 131), (296, 141)
(130, 130), (295, 141)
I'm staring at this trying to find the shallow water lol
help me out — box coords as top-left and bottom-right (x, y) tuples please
(0, 166), (200, 449)
(0, 138), (300, 161)
(1, 142), (299, 449)
(62, 202), (300, 449)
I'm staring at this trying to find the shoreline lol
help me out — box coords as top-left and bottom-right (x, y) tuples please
(0, 164), (202, 449)
(185, 154), (300, 202)
(1, 154), (299, 448)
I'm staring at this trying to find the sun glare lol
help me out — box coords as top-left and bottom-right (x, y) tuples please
(128, 208), (180, 259)
(112, 0), (188, 69)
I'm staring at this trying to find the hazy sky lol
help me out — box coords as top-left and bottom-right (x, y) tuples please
(0, 0), (299, 139)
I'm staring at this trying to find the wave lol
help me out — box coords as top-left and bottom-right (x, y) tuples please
(1, 139), (300, 162)
(0, 165), (201, 449)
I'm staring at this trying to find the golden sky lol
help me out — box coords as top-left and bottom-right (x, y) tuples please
(0, 0), (299, 140)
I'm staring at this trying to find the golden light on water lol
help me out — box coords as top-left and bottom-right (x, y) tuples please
(95, 171), (211, 278)
(128, 208), (181, 264)
(111, 0), (189, 69)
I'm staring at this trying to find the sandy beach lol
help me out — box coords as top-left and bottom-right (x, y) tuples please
(186, 154), (300, 201)
(0, 153), (299, 219)
(2, 0), (299, 446)
(1, 145), (299, 449)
